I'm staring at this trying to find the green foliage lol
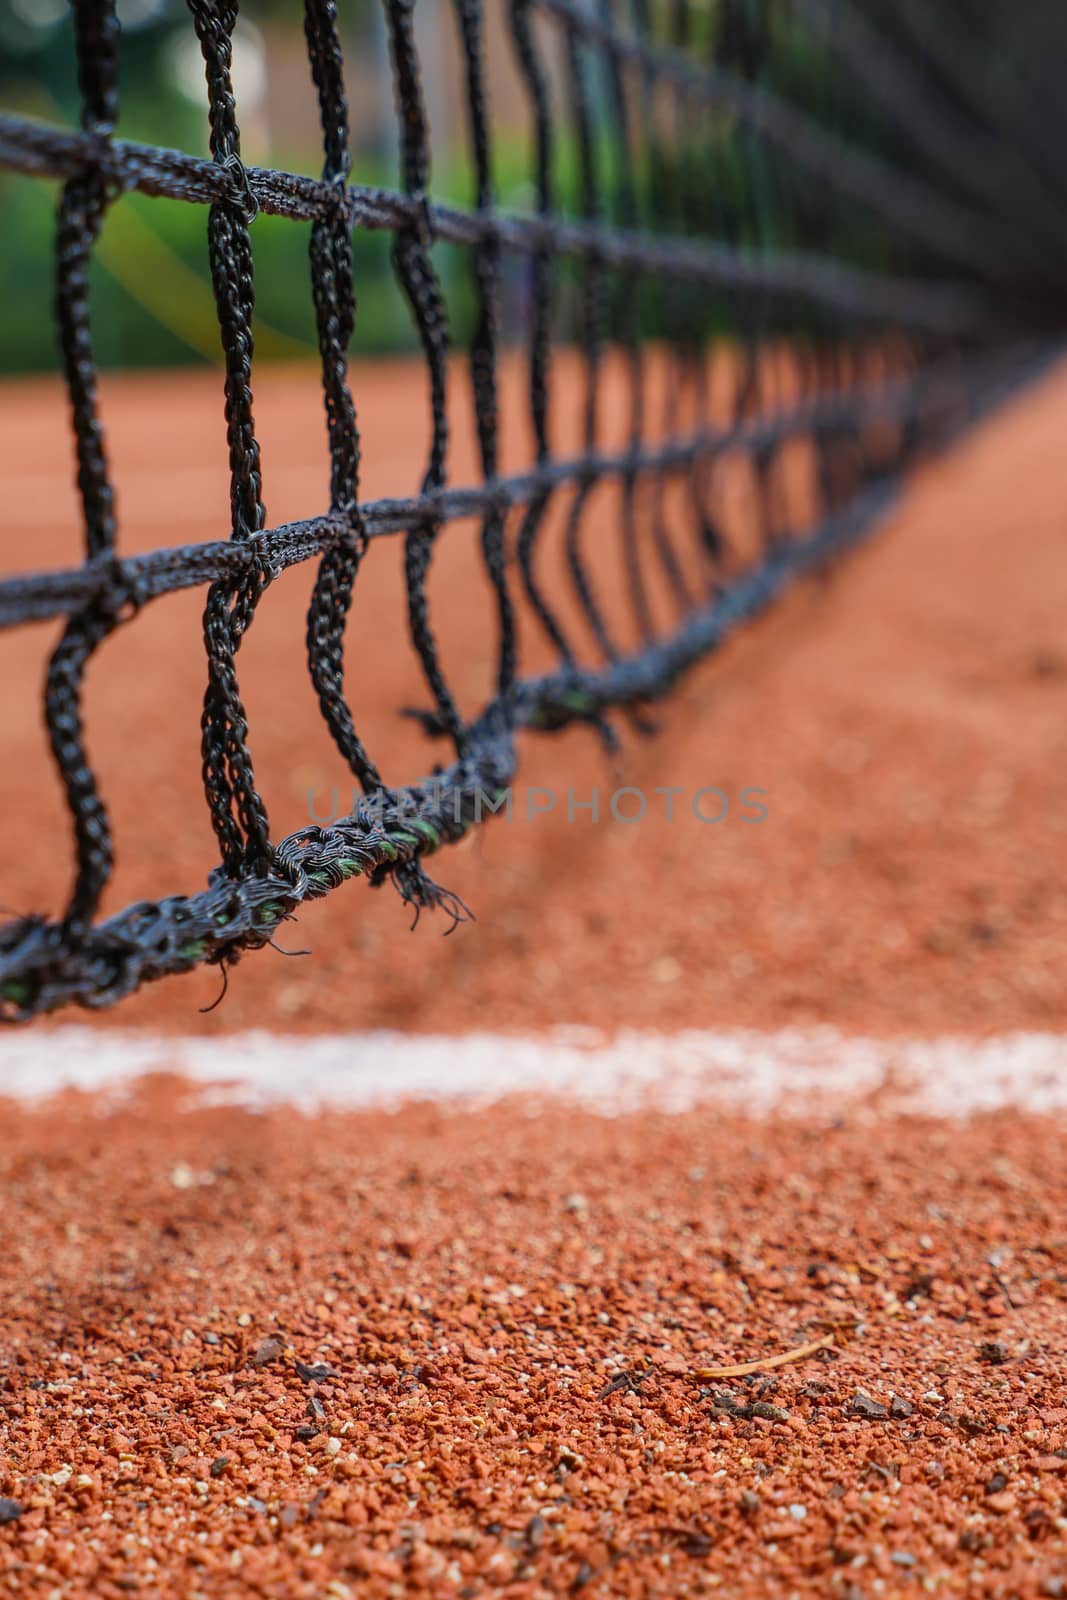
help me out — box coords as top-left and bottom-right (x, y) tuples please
(0, 166), (426, 371)
(0, 0), (912, 375)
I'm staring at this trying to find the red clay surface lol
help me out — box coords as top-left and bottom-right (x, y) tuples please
(1, 1085), (1065, 1598)
(2, 358), (1067, 1598)
(0, 353), (1065, 1034)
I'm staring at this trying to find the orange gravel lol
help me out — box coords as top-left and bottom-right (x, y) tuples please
(1, 1083), (1065, 1598)
(0, 354), (1065, 1034)
(3, 354), (1065, 1594)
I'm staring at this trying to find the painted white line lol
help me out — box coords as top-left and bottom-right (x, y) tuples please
(2, 1027), (1067, 1117)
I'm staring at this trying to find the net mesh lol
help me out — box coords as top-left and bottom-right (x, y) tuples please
(0, 0), (1060, 1019)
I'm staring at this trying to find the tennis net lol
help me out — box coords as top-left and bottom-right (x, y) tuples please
(0, 0), (1062, 1018)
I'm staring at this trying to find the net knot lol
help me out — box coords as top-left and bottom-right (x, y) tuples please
(271, 828), (325, 894)
(409, 189), (437, 250)
(335, 503), (369, 553)
(81, 127), (128, 206)
(223, 151), (259, 222)
(248, 539), (284, 583)
(322, 167), (351, 218)
(96, 558), (148, 623)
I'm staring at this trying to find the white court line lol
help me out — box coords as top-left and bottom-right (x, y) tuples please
(2, 1027), (1067, 1117)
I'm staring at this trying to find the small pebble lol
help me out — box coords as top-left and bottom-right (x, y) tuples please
(849, 1390), (888, 1420)
(295, 1361), (339, 1383)
(250, 1337), (283, 1368)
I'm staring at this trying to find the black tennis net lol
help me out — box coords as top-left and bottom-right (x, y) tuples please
(0, 0), (1062, 1019)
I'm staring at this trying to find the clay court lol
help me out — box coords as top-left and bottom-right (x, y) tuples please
(3, 1), (1067, 1594)
(2, 355), (1066, 1036)
(1, 353), (1066, 1598)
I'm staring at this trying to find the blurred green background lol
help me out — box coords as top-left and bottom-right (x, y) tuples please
(0, 0), (544, 373)
(0, 0), (898, 376)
